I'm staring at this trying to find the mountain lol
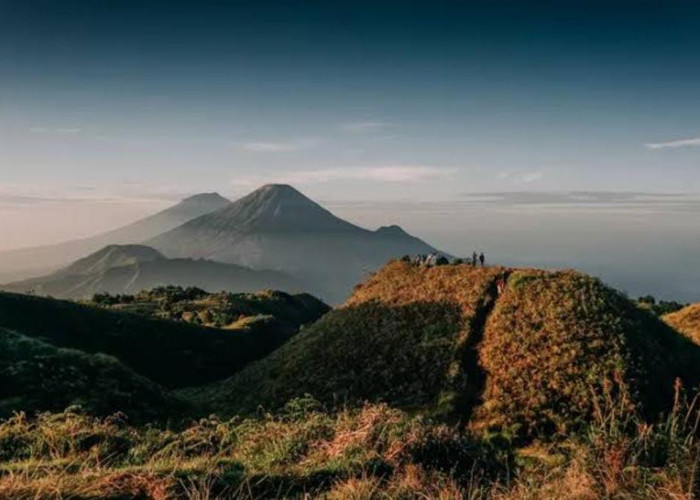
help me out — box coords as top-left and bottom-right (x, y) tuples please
(58, 244), (165, 276)
(664, 302), (700, 344)
(1, 244), (302, 299)
(187, 260), (700, 439)
(0, 193), (231, 281)
(0, 290), (325, 387)
(148, 184), (441, 302)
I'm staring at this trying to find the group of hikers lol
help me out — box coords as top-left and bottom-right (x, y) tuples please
(411, 251), (486, 267)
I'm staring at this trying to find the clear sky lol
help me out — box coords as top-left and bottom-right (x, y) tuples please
(1, 1), (700, 263)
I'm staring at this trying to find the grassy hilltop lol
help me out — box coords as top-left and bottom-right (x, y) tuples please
(190, 261), (700, 440)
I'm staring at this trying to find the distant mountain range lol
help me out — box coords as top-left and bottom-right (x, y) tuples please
(0, 193), (231, 281)
(1, 184), (441, 302)
(148, 184), (439, 301)
(2, 244), (300, 300)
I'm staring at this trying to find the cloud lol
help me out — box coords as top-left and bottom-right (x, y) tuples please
(239, 138), (318, 153)
(340, 121), (387, 133)
(496, 170), (513, 180)
(234, 166), (455, 187)
(645, 137), (700, 150)
(520, 171), (544, 183)
(28, 126), (82, 134)
(496, 170), (544, 183)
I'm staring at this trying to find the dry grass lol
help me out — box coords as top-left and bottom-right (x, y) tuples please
(188, 261), (507, 417)
(4, 393), (700, 499)
(473, 270), (700, 440)
(665, 303), (700, 345)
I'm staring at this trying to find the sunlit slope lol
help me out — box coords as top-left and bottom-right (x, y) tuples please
(189, 261), (506, 415)
(190, 262), (700, 440)
(0, 328), (173, 421)
(475, 270), (700, 436)
(664, 302), (700, 344)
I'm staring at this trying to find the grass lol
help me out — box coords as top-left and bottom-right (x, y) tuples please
(0, 328), (174, 422)
(2, 390), (700, 499)
(665, 302), (700, 345)
(89, 286), (329, 330)
(185, 262), (700, 443)
(4, 261), (700, 497)
(185, 261), (506, 416)
(474, 270), (700, 440)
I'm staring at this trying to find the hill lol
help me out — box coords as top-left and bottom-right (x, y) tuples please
(188, 261), (700, 439)
(0, 290), (327, 387)
(88, 286), (330, 330)
(0, 193), (231, 281)
(0, 328), (173, 421)
(664, 302), (700, 344)
(1, 244), (301, 299)
(148, 184), (440, 302)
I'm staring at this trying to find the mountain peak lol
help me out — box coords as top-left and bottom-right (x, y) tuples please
(253, 184), (312, 202)
(60, 244), (164, 276)
(180, 192), (230, 204)
(376, 225), (409, 236)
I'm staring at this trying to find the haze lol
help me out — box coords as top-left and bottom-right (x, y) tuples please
(1, 1), (699, 300)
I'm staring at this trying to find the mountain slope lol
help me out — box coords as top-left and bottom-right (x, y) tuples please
(0, 193), (231, 281)
(0, 291), (322, 387)
(188, 261), (700, 439)
(0, 328), (174, 421)
(664, 302), (700, 344)
(149, 184), (440, 302)
(1, 244), (301, 299)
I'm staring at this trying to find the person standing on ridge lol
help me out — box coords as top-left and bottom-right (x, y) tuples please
(479, 252), (485, 267)
(472, 251), (478, 267)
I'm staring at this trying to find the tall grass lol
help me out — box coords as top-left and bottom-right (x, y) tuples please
(2, 390), (700, 499)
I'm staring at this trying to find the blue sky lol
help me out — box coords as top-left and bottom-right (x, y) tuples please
(1, 1), (700, 249)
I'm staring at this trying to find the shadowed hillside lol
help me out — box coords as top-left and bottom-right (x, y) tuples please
(188, 261), (700, 441)
(664, 302), (700, 344)
(0, 291), (326, 388)
(0, 328), (174, 421)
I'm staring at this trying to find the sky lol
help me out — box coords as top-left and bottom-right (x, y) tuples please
(1, 1), (700, 300)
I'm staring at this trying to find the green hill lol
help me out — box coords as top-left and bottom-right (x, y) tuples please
(0, 290), (327, 388)
(89, 286), (329, 330)
(188, 261), (700, 439)
(0, 328), (173, 421)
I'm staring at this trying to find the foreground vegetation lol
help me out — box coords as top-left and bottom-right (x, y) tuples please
(2, 391), (700, 499)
